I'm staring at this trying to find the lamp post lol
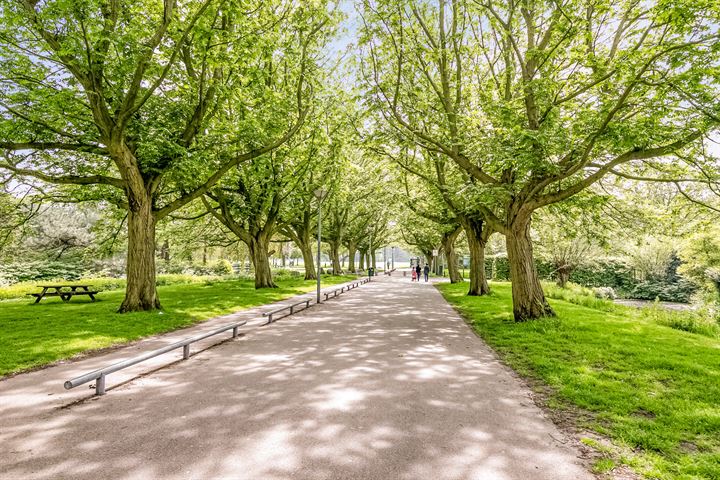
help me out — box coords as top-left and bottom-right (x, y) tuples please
(314, 188), (326, 303)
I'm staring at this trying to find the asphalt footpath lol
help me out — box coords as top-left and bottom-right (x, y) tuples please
(0, 273), (593, 480)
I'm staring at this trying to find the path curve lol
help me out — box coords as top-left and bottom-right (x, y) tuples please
(1, 274), (592, 480)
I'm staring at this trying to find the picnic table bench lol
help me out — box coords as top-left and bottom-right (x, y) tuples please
(29, 285), (99, 304)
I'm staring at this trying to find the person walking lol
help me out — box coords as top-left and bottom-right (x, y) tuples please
(411, 265), (417, 281)
(423, 263), (430, 282)
(415, 264), (422, 282)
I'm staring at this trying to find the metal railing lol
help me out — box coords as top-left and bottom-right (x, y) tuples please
(64, 319), (248, 396)
(64, 277), (371, 396)
(263, 299), (312, 324)
(323, 278), (369, 301)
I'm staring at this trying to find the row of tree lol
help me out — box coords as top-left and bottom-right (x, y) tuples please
(0, 0), (388, 310)
(358, 0), (720, 320)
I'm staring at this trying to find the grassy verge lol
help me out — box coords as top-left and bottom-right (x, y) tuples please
(437, 281), (720, 480)
(0, 274), (355, 376)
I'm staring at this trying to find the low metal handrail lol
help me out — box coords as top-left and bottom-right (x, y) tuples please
(323, 278), (369, 301)
(64, 319), (248, 396)
(64, 278), (371, 397)
(262, 299), (312, 324)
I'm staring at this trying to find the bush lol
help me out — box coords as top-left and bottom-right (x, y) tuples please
(593, 286), (617, 300)
(0, 260), (86, 283)
(211, 259), (234, 276)
(485, 256), (698, 303)
(628, 279), (697, 303)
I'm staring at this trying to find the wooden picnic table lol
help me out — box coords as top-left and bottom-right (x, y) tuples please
(29, 285), (99, 304)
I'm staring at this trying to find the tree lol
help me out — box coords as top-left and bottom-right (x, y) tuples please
(360, 0), (720, 320)
(203, 138), (315, 288)
(0, 0), (332, 310)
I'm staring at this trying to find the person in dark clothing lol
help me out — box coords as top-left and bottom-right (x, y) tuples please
(415, 264), (421, 282)
(423, 263), (430, 282)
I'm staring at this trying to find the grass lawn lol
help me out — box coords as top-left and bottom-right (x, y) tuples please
(0, 275), (356, 377)
(437, 281), (720, 480)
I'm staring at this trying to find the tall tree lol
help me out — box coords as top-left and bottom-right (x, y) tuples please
(0, 0), (332, 310)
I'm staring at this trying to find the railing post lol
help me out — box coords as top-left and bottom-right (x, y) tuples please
(183, 344), (190, 360)
(96, 374), (106, 396)
(290, 305), (294, 314)
(233, 326), (239, 338)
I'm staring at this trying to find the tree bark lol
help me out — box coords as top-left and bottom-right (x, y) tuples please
(370, 249), (376, 271)
(358, 249), (366, 271)
(347, 242), (357, 273)
(329, 241), (343, 275)
(556, 265), (571, 288)
(119, 197), (161, 312)
(461, 218), (491, 296)
(441, 227), (462, 283)
(299, 242), (316, 280)
(249, 236), (277, 289)
(506, 215), (555, 321)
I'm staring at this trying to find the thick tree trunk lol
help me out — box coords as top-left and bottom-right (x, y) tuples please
(300, 241), (316, 280)
(462, 218), (490, 296)
(119, 198), (161, 312)
(441, 228), (462, 283)
(329, 241), (343, 275)
(347, 242), (357, 273)
(358, 249), (366, 271)
(249, 237), (277, 289)
(506, 216), (554, 321)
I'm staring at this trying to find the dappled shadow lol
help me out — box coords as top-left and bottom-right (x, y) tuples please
(0, 276), (591, 480)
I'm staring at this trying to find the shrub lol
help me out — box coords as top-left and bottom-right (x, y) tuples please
(0, 260), (86, 283)
(593, 286), (617, 300)
(628, 279), (697, 303)
(211, 259), (234, 276)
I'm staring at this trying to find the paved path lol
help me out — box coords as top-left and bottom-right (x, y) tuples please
(1, 275), (592, 480)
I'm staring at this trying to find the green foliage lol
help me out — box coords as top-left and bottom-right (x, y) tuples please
(628, 279), (698, 303)
(438, 282), (720, 480)
(486, 255), (698, 302)
(0, 275), (356, 376)
(0, 260), (86, 284)
(679, 226), (720, 299)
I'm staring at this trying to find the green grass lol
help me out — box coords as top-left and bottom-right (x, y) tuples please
(437, 282), (720, 480)
(0, 275), (355, 376)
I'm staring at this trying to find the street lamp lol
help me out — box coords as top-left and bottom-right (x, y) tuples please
(314, 188), (326, 304)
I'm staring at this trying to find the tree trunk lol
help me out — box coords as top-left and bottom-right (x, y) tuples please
(506, 216), (554, 321)
(119, 198), (161, 312)
(329, 241), (343, 275)
(462, 218), (490, 296)
(556, 265), (571, 288)
(249, 236), (277, 289)
(370, 249), (376, 271)
(358, 249), (366, 271)
(347, 242), (357, 273)
(300, 241), (316, 280)
(441, 228), (462, 283)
